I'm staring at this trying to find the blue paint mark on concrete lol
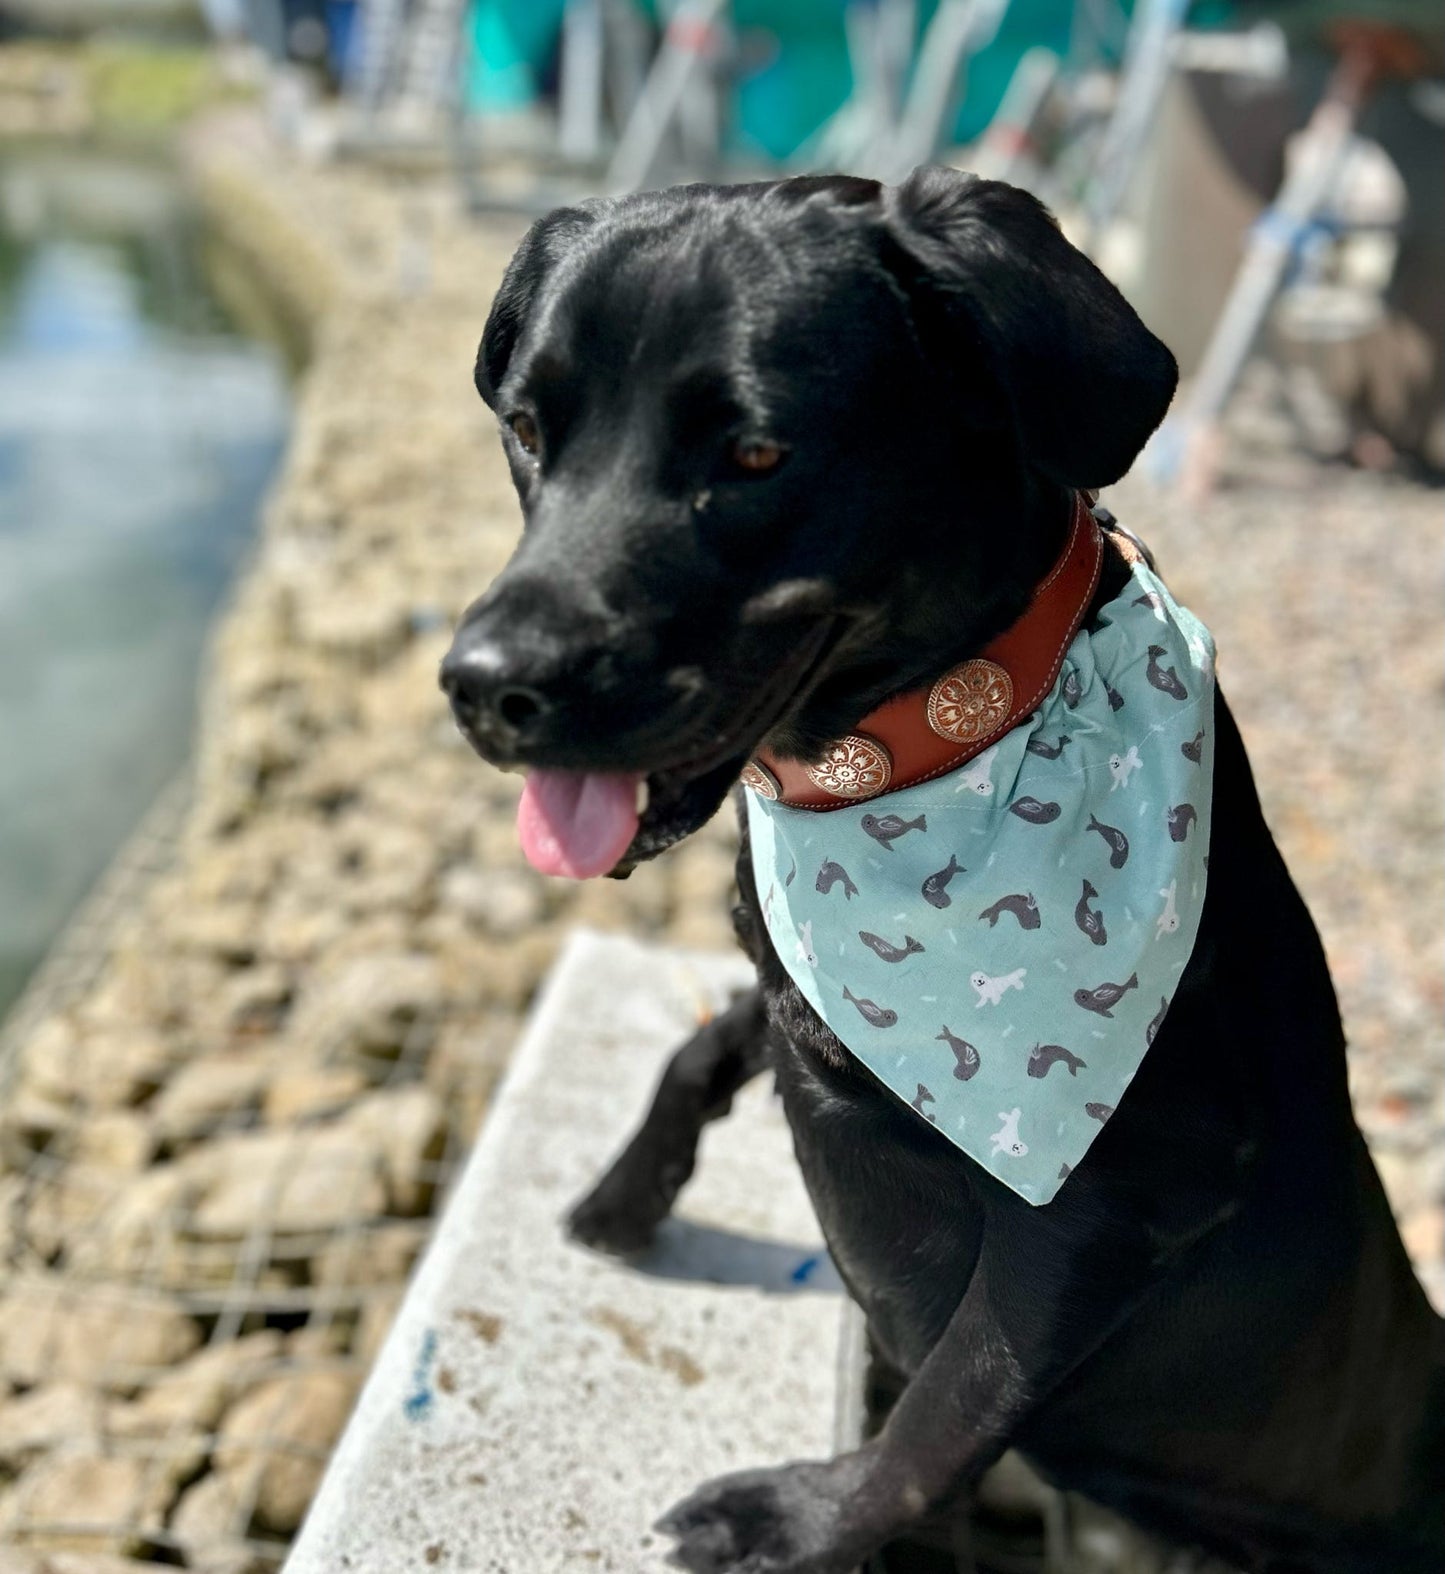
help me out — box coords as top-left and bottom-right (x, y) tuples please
(790, 1254), (822, 1285)
(403, 1328), (439, 1421)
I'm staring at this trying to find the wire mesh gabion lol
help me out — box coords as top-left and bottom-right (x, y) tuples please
(0, 774), (512, 1572)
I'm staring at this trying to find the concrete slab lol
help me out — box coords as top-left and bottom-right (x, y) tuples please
(285, 929), (850, 1574)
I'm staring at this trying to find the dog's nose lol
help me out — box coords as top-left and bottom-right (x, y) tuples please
(440, 638), (556, 750)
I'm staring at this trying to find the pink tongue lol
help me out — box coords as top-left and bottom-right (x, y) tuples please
(516, 770), (642, 879)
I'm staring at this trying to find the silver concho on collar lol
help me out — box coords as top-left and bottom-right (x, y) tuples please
(926, 659), (1013, 745)
(740, 759), (781, 799)
(804, 733), (893, 800)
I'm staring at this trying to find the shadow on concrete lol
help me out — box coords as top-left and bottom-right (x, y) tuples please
(637, 1216), (845, 1295)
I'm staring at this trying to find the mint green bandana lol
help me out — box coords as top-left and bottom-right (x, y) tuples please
(746, 559), (1216, 1205)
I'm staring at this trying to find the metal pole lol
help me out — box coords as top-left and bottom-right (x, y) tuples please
(972, 45), (1062, 189)
(605, 0), (729, 193)
(884, 0), (1012, 181)
(1081, 0), (1190, 247)
(559, 0), (606, 164)
(351, 0), (407, 121)
(1150, 47), (1374, 493)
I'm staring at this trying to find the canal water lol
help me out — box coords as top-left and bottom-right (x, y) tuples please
(0, 149), (291, 1017)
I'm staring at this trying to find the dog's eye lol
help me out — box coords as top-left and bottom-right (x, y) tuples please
(508, 412), (541, 457)
(731, 439), (784, 474)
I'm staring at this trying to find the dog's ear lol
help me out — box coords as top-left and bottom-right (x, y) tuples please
(475, 203), (602, 409)
(882, 167), (1177, 489)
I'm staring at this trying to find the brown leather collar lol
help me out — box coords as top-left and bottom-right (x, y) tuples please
(743, 493), (1105, 811)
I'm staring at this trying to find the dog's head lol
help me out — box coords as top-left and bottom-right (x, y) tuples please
(442, 169), (1176, 877)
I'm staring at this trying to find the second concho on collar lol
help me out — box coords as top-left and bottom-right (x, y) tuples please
(804, 733), (893, 800)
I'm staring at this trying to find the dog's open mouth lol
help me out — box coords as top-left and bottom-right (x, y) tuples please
(513, 616), (845, 880)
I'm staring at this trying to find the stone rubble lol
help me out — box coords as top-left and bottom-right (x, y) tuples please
(0, 114), (1437, 1572)
(210, 1367), (360, 1535)
(0, 1279), (203, 1392)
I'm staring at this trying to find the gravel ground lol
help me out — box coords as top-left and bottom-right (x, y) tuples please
(0, 116), (1438, 1570)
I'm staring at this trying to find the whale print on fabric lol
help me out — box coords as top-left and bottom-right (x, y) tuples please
(746, 548), (1216, 1206)
(816, 860), (859, 899)
(1086, 813), (1130, 869)
(937, 1026), (981, 1081)
(1074, 880), (1107, 947)
(1025, 733), (1070, 760)
(861, 812), (927, 850)
(843, 986), (897, 1028)
(1074, 974), (1140, 1017)
(979, 893), (1040, 930)
(1166, 804), (1198, 843)
(1146, 644), (1188, 701)
(1146, 995), (1170, 1046)
(921, 855), (965, 908)
(860, 930), (925, 964)
(1009, 796), (1062, 825)
(1028, 1043), (1087, 1079)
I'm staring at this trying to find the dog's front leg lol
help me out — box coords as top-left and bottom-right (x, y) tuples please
(658, 1183), (1230, 1574)
(568, 987), (771, 1256)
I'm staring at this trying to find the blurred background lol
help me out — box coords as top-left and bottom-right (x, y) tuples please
(0, 2), (1439, 1570)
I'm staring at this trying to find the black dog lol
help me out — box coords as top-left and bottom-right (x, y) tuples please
(441, 170), (1444, 1572)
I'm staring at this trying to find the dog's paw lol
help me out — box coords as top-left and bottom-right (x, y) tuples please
(565, 1166), (669, 1258)
(656, 1459), (866, 1574)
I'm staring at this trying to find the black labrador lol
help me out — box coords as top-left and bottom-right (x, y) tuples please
(440, 170), (1444, 1573)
